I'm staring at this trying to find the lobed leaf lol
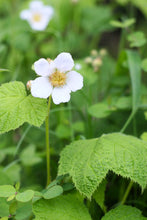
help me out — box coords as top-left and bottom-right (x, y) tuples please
(93, 179), (107, 211)
(127, 31), (146, 48)
(59, 133), (147, 198)
(0, 81), (48, 134)
(33, 194), (92, 220)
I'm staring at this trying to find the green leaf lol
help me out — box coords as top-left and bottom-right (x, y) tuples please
(0, 81), (47, 134)
(7, 194), (15, 201)
(16, 190), (34, 202)
(0, 217), (8, 220)
(0, 185), (16, 197)
(110, 18), (135, 28)
(15, 202), (32, 220)
(72, 121), (84, 133)
(42, 185), (63, 200)
(33, 194), (92, 220)
(126, 50), (141, 113)
(15, 182), (20, 192)
(115, 97), (132, 110)
(59, 133), (147, 198)
(88, 103), (112, 118)
(101, 205), (147, 220)
(55, 124), (71, 139)
(140, 132), (147, 142)
(127, 32), (147, 48)
(81, 6), (112, 35)
(4, 164), (21, 183)
(141, 58), (147, 72)
(0, 69), (9, 72)
(0, 198), (9, 217)
(9, 201), (17, 215)
(123, 18), (136, 27)
(20, 145), (42, 166)
(110, 20), (124, 28)
(0, 170), (13, 185)
(93, 179), (107, 211)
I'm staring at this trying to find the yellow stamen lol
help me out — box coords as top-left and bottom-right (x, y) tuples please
(32, 13), (42, 22)
(49, 71), (66, 87)
(47, 58), (53, 63)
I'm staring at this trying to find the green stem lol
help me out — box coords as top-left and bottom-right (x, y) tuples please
(120, 112), (135, 133)
(14, 125), (31, 156)
(120, 181), (133, 205)
(68, 102), (74, 142)
(45, 96), (52, 186)
(118, 28), (126, 56)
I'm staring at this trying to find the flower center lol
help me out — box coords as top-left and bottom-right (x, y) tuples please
(49, 71), (66, 87)
(32, 13), (42, 22)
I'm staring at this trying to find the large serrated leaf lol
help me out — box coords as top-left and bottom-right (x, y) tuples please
(0, 81), (48, 134)
(93, 179), (107, 211)
(58, 133), (147, 198)
(33, 194), (92, 220)
(101, 205), (147, 220)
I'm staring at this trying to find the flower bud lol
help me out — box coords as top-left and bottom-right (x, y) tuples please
(99, 49), (107, 57)
(84, 57), (92, 64)
(92, 57), (102, 67)
(47, 58), (52, 63)
(91, 49), (98, 57)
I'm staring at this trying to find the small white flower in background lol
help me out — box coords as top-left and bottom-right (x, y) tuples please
(31, 52), (83, 105)
(20, 0), (54, 31)
(75, 63), (82, 71)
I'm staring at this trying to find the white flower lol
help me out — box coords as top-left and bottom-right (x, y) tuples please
(31, 52), (83, 105)
(20, 0), (54, 31)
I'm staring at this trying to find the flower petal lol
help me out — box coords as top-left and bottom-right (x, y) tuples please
(34, 58), (55, 76)
(20, 10), (31, 20)
(66, 71), (83, 92)
(31, 77), (53, 98)
(29, 1), (43, 10)
(52, 85), (71, 105)
(54, 52), (74, 72)
(29, 18), (49, 31)
(43, 6), (54, 18)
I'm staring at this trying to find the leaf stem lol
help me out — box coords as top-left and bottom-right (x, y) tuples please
(15, 124), (31, 156)
(45, 96), (52, 186)
(120, 181), (133, 205)
(120, 111), (135, 133)
(68, 101), (74, 142)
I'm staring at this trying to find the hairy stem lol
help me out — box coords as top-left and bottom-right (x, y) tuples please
(45, 96), (52, 186)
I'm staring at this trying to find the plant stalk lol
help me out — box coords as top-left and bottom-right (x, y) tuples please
(45, 96), (52, 186)
(120, 181), (133, 205)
